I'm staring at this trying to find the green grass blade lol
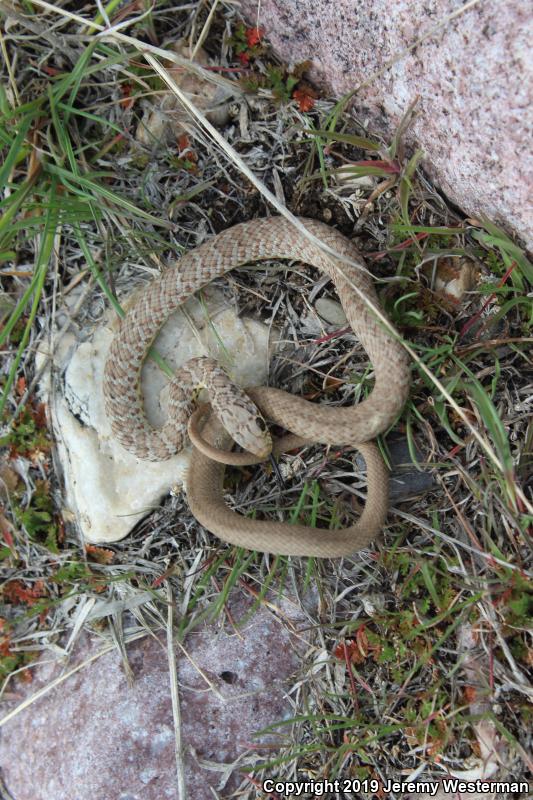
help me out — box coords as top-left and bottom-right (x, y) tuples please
(74, 223), (173, 379)
(303, 119), (329, 190)
(48, 85), (77, 172)
(0, 178), (36, 251)
(87, 0), (124, 34)
(336, 165), (396, 178)
(1, 182), (59, 417)
(52, 41), (97, 112)
(304, 128), (381, 151)
(45, 164), (171, 227)
(400, 148), (423, 226)
(391, 224), (464, 235)
(0, 263), (47, 348)
(452, 358), (514, 476)
(57, 102), (124, 135)
(0, 114), (32, 190)
(472, 220), (533, 286)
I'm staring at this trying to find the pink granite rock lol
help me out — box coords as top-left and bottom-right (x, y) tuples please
(0, 593), (308, 800)
(241, 0), (532, 250)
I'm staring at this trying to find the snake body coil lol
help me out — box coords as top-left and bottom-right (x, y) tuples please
(103, 216), (410, 556)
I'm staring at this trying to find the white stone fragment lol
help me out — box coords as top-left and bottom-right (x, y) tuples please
(46, 287), (276, 544)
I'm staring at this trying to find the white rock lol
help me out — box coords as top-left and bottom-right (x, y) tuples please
(46, 286), (275, 544)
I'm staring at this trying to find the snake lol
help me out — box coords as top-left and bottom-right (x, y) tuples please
(103, 216), (411, 557)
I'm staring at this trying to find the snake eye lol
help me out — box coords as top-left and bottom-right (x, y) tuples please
(256, 416), (267, 431)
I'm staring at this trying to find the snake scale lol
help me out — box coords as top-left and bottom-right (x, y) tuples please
(103, 216), (410, 557)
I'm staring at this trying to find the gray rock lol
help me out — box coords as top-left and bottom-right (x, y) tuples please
(241, 0), (532, 249)
(386, 436), (435, 503)
(348, 434), (433, 503)
(0, 593), (308, 800)
(314, 297), (348, 326)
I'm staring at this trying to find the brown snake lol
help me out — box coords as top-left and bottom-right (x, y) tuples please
(103, 216), (410, 557)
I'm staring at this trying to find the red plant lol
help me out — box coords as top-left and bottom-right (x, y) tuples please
(245, 26), (264, 47)
(3, 580), (46, 606)
(292, 86), (316, 112)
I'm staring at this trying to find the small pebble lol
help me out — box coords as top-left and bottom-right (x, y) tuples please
(314, 297), (348, 326)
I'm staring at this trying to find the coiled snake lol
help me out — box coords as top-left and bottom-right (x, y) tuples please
(103, 216), (410, 557)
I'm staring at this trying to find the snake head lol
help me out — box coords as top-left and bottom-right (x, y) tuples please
(224, 407), (273, 460)
(193, 357), (273, 460)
